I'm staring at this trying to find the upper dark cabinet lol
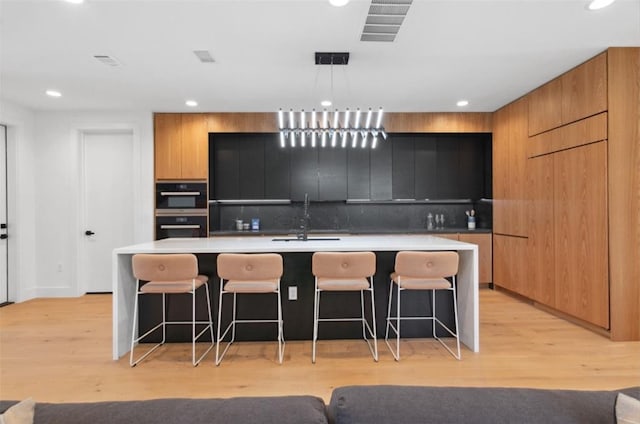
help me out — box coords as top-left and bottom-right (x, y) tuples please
(210, 132), (491, 201)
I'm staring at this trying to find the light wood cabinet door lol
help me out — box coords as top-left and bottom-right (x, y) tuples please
(493, 234), (527, 295)
(458, 233), (492, 283)
(527, 155), (555, 307)
(528, 78), (563, 136)
(554, 141), (609, 328)
(154, 114), (182, 180)
(493, 97), (528, 237)
(180, 114), (208, 180)
(561, 52), (607, 125)
(155, 113), (208, 180)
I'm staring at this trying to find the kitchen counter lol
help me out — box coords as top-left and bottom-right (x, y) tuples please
(209, 228), (492, 236)
(112, 234), (479, 359)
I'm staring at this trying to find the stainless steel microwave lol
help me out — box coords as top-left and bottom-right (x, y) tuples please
(155, 181), (207, 215)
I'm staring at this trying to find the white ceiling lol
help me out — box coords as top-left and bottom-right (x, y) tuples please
(1, 0), (639, 113)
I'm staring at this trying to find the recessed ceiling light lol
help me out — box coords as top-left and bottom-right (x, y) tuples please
(65, 0), (85, 4)
(588, 0), (616, 10)
(185, 100), (198, 107)
(321, 100), (332, 107)
(329, 0), (349, 7)
(456, 100), (469, 107)
(46, 90), (62, 97)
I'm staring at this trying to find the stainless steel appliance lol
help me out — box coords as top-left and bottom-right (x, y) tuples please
(155, 214), (207, 239)
(155, 181), (208, 239)
(155, 181), (207, 215)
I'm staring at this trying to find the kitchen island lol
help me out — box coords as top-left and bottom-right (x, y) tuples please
(112, 235), (479, 360)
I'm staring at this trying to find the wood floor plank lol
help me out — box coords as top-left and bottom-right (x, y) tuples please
(0, 289), (638, 403)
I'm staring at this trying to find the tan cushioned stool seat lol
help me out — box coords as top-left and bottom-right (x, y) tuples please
(390, 273), (451, 290)
(223, 279), (279, 293)
(317, 277), (370, 291)
(140, 275), (208, 293)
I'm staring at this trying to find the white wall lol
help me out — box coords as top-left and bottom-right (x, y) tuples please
(0, 100), (38, 302)
(0, 102), (154, 300)
(33, 111), (154, 297)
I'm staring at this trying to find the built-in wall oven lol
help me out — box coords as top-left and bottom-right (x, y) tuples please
(155, 181), (208, 239)
(155, 181), (207, 214)
(155, 214), (207, 239)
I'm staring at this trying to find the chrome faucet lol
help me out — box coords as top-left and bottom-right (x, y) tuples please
(297, 193), (310, 240)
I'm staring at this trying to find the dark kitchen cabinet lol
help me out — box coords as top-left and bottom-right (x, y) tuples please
(318, 147), (347, 200)
(264, 140), (290, 199)
(211, 132), (491, 202)
(414, 137), (437, 199)
(347, 147), (370, 199)
(212, 137), (240, 200)
(369, 138), (393, 200)
(435, 136), (460, 198)
(290, 148), (319, 201)
(392, 137), (415, 199)
(239, 137), (265, 199)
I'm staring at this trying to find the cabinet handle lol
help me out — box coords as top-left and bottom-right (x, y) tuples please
(160, 225), (201, 229)
(160, 191), (201, 196)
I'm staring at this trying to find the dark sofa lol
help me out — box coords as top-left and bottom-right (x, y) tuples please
(2, 385), (638, 424)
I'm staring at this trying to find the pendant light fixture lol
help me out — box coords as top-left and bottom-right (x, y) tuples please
(277, 52), (387, 149)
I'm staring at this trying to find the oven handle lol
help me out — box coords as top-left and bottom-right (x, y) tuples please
(160, 225), (201, 229)
(160, 191), (201, 196)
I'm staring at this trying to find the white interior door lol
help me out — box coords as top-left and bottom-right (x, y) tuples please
(0, 125), (7, 304)
(81, 130), (134, 293)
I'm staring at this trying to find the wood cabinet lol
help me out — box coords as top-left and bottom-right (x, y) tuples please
(492, 97), (528, 237)
(561, 52), (607, 126)
(607, 48), (640, 341)
(528, 52), (607, 136)
(155, 113), (208, 180)
(528, 78), (563, 136)
(554, 142), (609, 328)
(526, 154), (555, 307)
(493, 234), (527, 294)
(437, 232), (492, 284)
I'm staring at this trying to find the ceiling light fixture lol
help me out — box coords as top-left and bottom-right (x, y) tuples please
(456, 99), (469, 107)
(65, 0), (84, 4)
(587, 0), (616, 10)
(185, 100), (198, 107)
(329, 0), (350, 7)
(46, 90), (62, 97)
(277, 52), (386, 149)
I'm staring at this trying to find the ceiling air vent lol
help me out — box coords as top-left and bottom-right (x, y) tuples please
(193, 50), (215, 63)
(93, 55), (122, 67)
(360, 0), (413, 42)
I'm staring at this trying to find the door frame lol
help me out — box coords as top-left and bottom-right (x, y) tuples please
(75, 123), (141, 296)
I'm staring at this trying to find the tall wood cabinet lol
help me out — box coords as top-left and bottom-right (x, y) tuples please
(494, 48), (640, 340)
(155, 113), (208, 180)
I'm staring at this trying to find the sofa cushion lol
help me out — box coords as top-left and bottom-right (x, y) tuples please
(0, 398), (35, 424)
(328, 385), (640, 424)
(0, 396), (328, 424)
(616, 393), (640, 424)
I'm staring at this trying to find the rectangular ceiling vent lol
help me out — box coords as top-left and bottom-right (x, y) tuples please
(93, 55), (122, 67)
(361, 0), (413, 43)
(193, 50), (215, 63)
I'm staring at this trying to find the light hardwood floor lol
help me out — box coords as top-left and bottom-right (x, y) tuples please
(0, 289), (638, 403)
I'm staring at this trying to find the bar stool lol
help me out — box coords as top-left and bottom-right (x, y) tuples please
(129, 253), (214, 367)
(312, 251), (378, 363)
(385, 251), (461, 360)
(216, 253), (285, 365)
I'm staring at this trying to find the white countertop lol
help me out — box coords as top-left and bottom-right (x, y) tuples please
(114, 234), (477, 254)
